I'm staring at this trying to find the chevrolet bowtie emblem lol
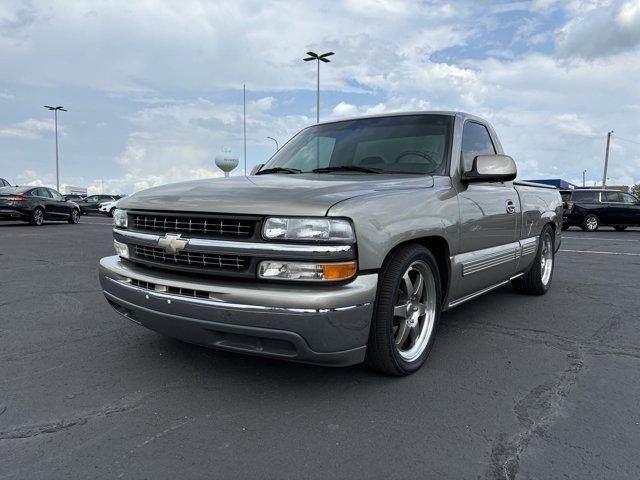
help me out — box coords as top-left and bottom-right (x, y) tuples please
(157, 233), (188, 254)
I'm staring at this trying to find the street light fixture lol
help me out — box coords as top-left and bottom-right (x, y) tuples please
(303, 51), (334, 123)
(44, 105), (67, 192)
(266, 136), (279, 152)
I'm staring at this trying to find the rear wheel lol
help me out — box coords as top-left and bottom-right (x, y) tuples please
(29, 207), (44, 226)
(512, 225), (554, 295)
(614, 226), (627, 231)
(365, 244), (441, 376)
(581, 214), (599, 232)
(68, 208), (80, 224)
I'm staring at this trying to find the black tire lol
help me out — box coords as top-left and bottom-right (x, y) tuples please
(68, 208), (80, 224)
(614, 226), (627, 231)
(512, 225), (555, 295)
(561, 224), (569, 231)
(581, 214), (599, 232)
(109, 207), (116, 217)
(29, 207), (44, 226)
(365, 244), (442, 376)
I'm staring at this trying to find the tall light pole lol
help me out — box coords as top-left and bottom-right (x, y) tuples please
(602, 130), (613, 187)
(44, 105), (67, 191)
(582, 170), (587, 187)
(303, 51), (334, 123)
(266, 136), (279, 152)
(243, 84), (247, 176)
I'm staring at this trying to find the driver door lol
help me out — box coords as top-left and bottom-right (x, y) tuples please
(456, 121), (520, 299)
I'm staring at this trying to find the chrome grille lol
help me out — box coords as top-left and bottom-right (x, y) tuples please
(130, 213), (254, 238)
(133, 245), (248, 271)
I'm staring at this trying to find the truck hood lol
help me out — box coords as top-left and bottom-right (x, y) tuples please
(118, 174), (434, 216)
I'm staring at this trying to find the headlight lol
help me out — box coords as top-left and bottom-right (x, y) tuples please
(113, 209), (128, 228)
(258, 260), (357, 281)
(262, 217), (354, 242)
(113, 240), (129, 259)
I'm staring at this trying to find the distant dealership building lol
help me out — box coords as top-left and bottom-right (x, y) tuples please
(524, 178), (630, 192)
(524, 178), (579, 189)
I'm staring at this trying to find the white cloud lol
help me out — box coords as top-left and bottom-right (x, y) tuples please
(0, 118), (56, 139)
(556, 0), (640, 59)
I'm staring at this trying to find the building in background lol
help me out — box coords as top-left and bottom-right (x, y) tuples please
(524, 178), (578, 189)
(64, 186), (88, 195)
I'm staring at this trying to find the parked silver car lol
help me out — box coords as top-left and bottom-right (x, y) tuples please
(99, 112), (562, 375)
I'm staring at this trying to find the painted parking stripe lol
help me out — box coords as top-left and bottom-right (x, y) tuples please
(560, 249), (640, 256)
(564, 236), (639, 242)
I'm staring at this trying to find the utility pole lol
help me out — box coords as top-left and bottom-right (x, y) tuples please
(303, 51), (334, 123)
(243, 84), (247, 176)
(44, 105), (67, 191)
(582, 170), (586, 187)
(602, 131), (613, 187)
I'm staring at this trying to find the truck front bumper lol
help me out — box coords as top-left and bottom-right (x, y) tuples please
(99, 255), (377, 366)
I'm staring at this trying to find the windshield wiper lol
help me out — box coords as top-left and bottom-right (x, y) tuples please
(311, 165), (383, 174)
(255, 167), (302, 175)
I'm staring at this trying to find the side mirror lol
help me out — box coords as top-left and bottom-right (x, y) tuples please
(462, 154), (517, 183)
(250, 164), (264, 175)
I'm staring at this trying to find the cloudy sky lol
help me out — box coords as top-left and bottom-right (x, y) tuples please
(1, 0), (639, 194)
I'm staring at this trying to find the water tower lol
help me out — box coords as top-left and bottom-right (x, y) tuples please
(215, 148), (239, 178)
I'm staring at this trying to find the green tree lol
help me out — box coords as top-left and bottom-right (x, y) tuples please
(632, 184), (640, 198)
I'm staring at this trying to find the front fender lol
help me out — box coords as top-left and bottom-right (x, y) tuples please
(327, 182), (459, 270)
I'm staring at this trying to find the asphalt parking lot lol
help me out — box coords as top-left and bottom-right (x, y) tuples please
(1, 219), (639, 480)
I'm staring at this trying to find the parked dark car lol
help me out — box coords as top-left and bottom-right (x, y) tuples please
(562, 189), (640, 231)
(0, 186), (81, 225)
(76, 194), (119, 215)
(0, 178), (11, 187)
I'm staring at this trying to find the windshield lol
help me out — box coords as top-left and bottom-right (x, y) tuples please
(262, 115), (453, 175)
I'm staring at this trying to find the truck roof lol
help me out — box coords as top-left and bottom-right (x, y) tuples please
(316, 110), (486, 126)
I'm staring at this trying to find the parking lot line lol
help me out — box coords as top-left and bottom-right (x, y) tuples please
(560, 249), (640, 256)
(564, 236), (639, 242)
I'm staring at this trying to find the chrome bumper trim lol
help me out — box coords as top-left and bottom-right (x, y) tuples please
(105, 276), (371, 314)
(99, 255), (378, 311)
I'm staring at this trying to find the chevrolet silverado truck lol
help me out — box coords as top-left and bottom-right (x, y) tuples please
(99, 112), (562, 375)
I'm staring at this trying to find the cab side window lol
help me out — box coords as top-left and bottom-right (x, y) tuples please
(461, 122), (496, 172)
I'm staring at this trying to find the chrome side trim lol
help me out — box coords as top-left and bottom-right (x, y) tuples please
(457, 237), (538, 277)
(105, 276), (371, 314)
(113, 228), (355, 259)
(520, 236), (538, 256)
(447, 273), (524, 308)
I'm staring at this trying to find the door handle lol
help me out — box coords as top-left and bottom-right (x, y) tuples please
(506, 200), (516, 214)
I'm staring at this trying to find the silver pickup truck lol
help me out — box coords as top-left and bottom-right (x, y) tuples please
(99, 111), (562, 375)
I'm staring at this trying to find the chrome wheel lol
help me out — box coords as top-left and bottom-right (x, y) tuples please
(540, 233), (553, 286)
(71, 209), (79, 223)
(33, 209), (44, 225)
(585, 215), (598, 231)
(392, 260), (437, 362)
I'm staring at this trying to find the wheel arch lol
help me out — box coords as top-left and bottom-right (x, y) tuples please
(381, 235), (450, 303)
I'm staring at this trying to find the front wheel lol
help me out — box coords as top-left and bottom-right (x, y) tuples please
(68, 208), (80, 224)
(512, 225), (555, 295)
(581, 214), (599, 232)
(365, 244), (441, 376)
(109, 207), (116, 217)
